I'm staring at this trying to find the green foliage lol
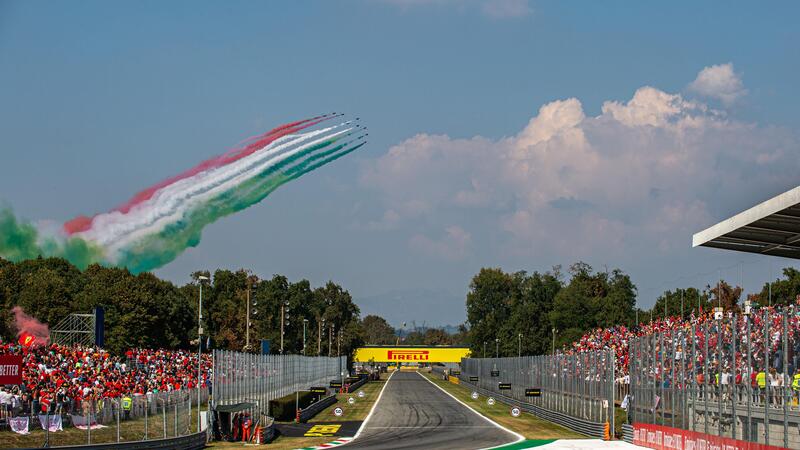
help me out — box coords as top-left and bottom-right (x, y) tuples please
(467, 262), (638, 356)
(361, 315), (395, 345)
(0, 257), (365, 358)
(753, 267), (800, 307)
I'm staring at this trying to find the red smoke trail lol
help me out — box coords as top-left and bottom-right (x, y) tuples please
(62, 114), (338, 235)
(12, 306), (50, 347)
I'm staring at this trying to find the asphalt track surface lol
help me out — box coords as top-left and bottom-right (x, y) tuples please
(345, 371), (518, 449)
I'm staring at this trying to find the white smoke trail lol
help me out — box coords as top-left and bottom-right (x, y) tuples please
(79, 121), (355, 262)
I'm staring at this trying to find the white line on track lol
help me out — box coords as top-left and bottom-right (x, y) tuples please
(417, 371), (525, 449)
(345, 368), (396, 444)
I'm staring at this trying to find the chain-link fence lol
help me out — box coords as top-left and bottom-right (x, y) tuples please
(212, 350), (345, 419)
(1, 388), (209, 448)
(461, 350), (615, 434)
(628, 306), (800, 449)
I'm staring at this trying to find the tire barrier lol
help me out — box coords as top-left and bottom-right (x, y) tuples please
(298, 395), (338, 423)
(460, 380), (606, 438)
(15, 431), (207, 450)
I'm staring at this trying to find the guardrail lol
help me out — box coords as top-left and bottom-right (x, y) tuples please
(459, 380), (606, 438)
(15, 431), (207, 450)
(621, 424), (633, 444)
(298, 395), (338, 423)
(345, 378), (368, 393)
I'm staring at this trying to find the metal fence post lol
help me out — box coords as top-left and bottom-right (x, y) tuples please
(764, 308), (770, 446)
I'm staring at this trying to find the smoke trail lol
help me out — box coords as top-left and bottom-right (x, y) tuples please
(12, 306), (50, 346)
(0, 114), (367, 273)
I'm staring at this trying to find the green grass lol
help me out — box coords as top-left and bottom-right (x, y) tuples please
(420, 371), (586, 440)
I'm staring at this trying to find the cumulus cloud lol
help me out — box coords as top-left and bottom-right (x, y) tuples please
(360, 72), (796, 264)
(688, 63), (747, 105)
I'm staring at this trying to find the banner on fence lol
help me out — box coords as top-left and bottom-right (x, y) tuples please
(633, 423), (785, 450)
(39, 414), (63, 432)
(0, 354), (23, 385)
(71, 414), (105, 430)
(9, 416), (29, 434)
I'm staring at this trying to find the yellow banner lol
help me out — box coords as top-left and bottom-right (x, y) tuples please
(354, 347), (470, 363)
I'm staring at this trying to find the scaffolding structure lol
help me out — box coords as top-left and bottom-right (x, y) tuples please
(50, 313), (96, 347)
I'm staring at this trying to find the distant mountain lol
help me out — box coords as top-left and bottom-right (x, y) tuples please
(355, 287), (466, 328)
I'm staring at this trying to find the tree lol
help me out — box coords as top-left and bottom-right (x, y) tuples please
(466, 268), (519, 357)
(361, 315), (396, 345)
(753, 268), (800, 307)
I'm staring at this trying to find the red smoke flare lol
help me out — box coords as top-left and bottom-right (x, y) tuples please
(12, 306), (50, 347)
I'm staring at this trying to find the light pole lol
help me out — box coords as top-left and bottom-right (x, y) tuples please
(518, 333), (523, 358)
(483, 341), (486, 358)
(280, 301), (289, 354)
(495, 338), (499, 358)
(329, 323), (334, 357)
(303, 319), (308, 355)
(196, 275), (209, 432)
(551, 328), (557, 355)
(318, 317), (324, 356)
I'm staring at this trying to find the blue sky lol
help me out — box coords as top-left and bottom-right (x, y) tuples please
(1, 0), (799, 326)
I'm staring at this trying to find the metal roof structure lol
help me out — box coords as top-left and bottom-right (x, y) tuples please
(692, 185), (800, 259)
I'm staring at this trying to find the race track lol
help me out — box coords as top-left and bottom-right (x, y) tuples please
(345, 371), (519, 449)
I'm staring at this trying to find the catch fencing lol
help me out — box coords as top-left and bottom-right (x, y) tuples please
(212, 350), (345, 419)
(2, 388), (209, 448)
(628, 306), (800, 449)
(460, 350), (615, 437)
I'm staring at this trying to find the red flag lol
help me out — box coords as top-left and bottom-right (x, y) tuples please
(18, 332), (35, 347)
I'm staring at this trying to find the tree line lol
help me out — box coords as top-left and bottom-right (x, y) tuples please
(465, 262), (800, 357)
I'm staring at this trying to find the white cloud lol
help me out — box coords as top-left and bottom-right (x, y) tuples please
(361, 71), (796, 264)
(688, 63), (747, 105)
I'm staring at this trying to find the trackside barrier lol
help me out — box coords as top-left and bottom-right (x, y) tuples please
(298, 395), (338, 423)
(622, 423), (634, 444)
(345, 378), (368, 393)
(14, 431), (207, 450)
(459, 380), (606, 438)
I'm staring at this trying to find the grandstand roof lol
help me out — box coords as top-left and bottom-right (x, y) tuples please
(693, 185), (800, 259)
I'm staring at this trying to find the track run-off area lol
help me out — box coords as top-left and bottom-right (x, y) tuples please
(335, 370), (644, 450)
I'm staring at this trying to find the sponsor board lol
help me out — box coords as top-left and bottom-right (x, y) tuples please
(0, 355), (22, 385)
(498, 382), (511, 390)
(353, 346), (470, 363)
(490, 370), (500, 377)
(469, 376), (479, 382)
(633, 423), (785, 450)
(451, 370), (460, 376)
(330, 381), (343, 388)
(525, 388), (542, 397)
(310, 387), (327, 394)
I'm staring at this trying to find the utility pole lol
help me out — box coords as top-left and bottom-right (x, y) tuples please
(318, 317), (324, 356)
(329, 324), (334, 357)
(245, 283), (251, 351)
(518, 333), (522, 358)
(337, 331), (341, 357)
(551, 328), (557, 355)
(303, 319), (308, 355)
(495, 338), (499, 358)
(196, 275), (209, 432)
(483, 341), (486, 358)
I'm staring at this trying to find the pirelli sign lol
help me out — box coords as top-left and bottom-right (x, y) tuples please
(354, 346), (471, 363)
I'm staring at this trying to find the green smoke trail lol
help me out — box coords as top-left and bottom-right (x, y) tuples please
(115, 137), (364, 273)
(0, 209), (105, 269)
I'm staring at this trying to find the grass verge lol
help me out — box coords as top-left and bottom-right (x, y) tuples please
(420, 371), (586, 440)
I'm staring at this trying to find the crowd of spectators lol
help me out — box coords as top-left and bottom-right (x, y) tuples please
(0, 342), (212, 418)
(567, 303), (800, 396)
